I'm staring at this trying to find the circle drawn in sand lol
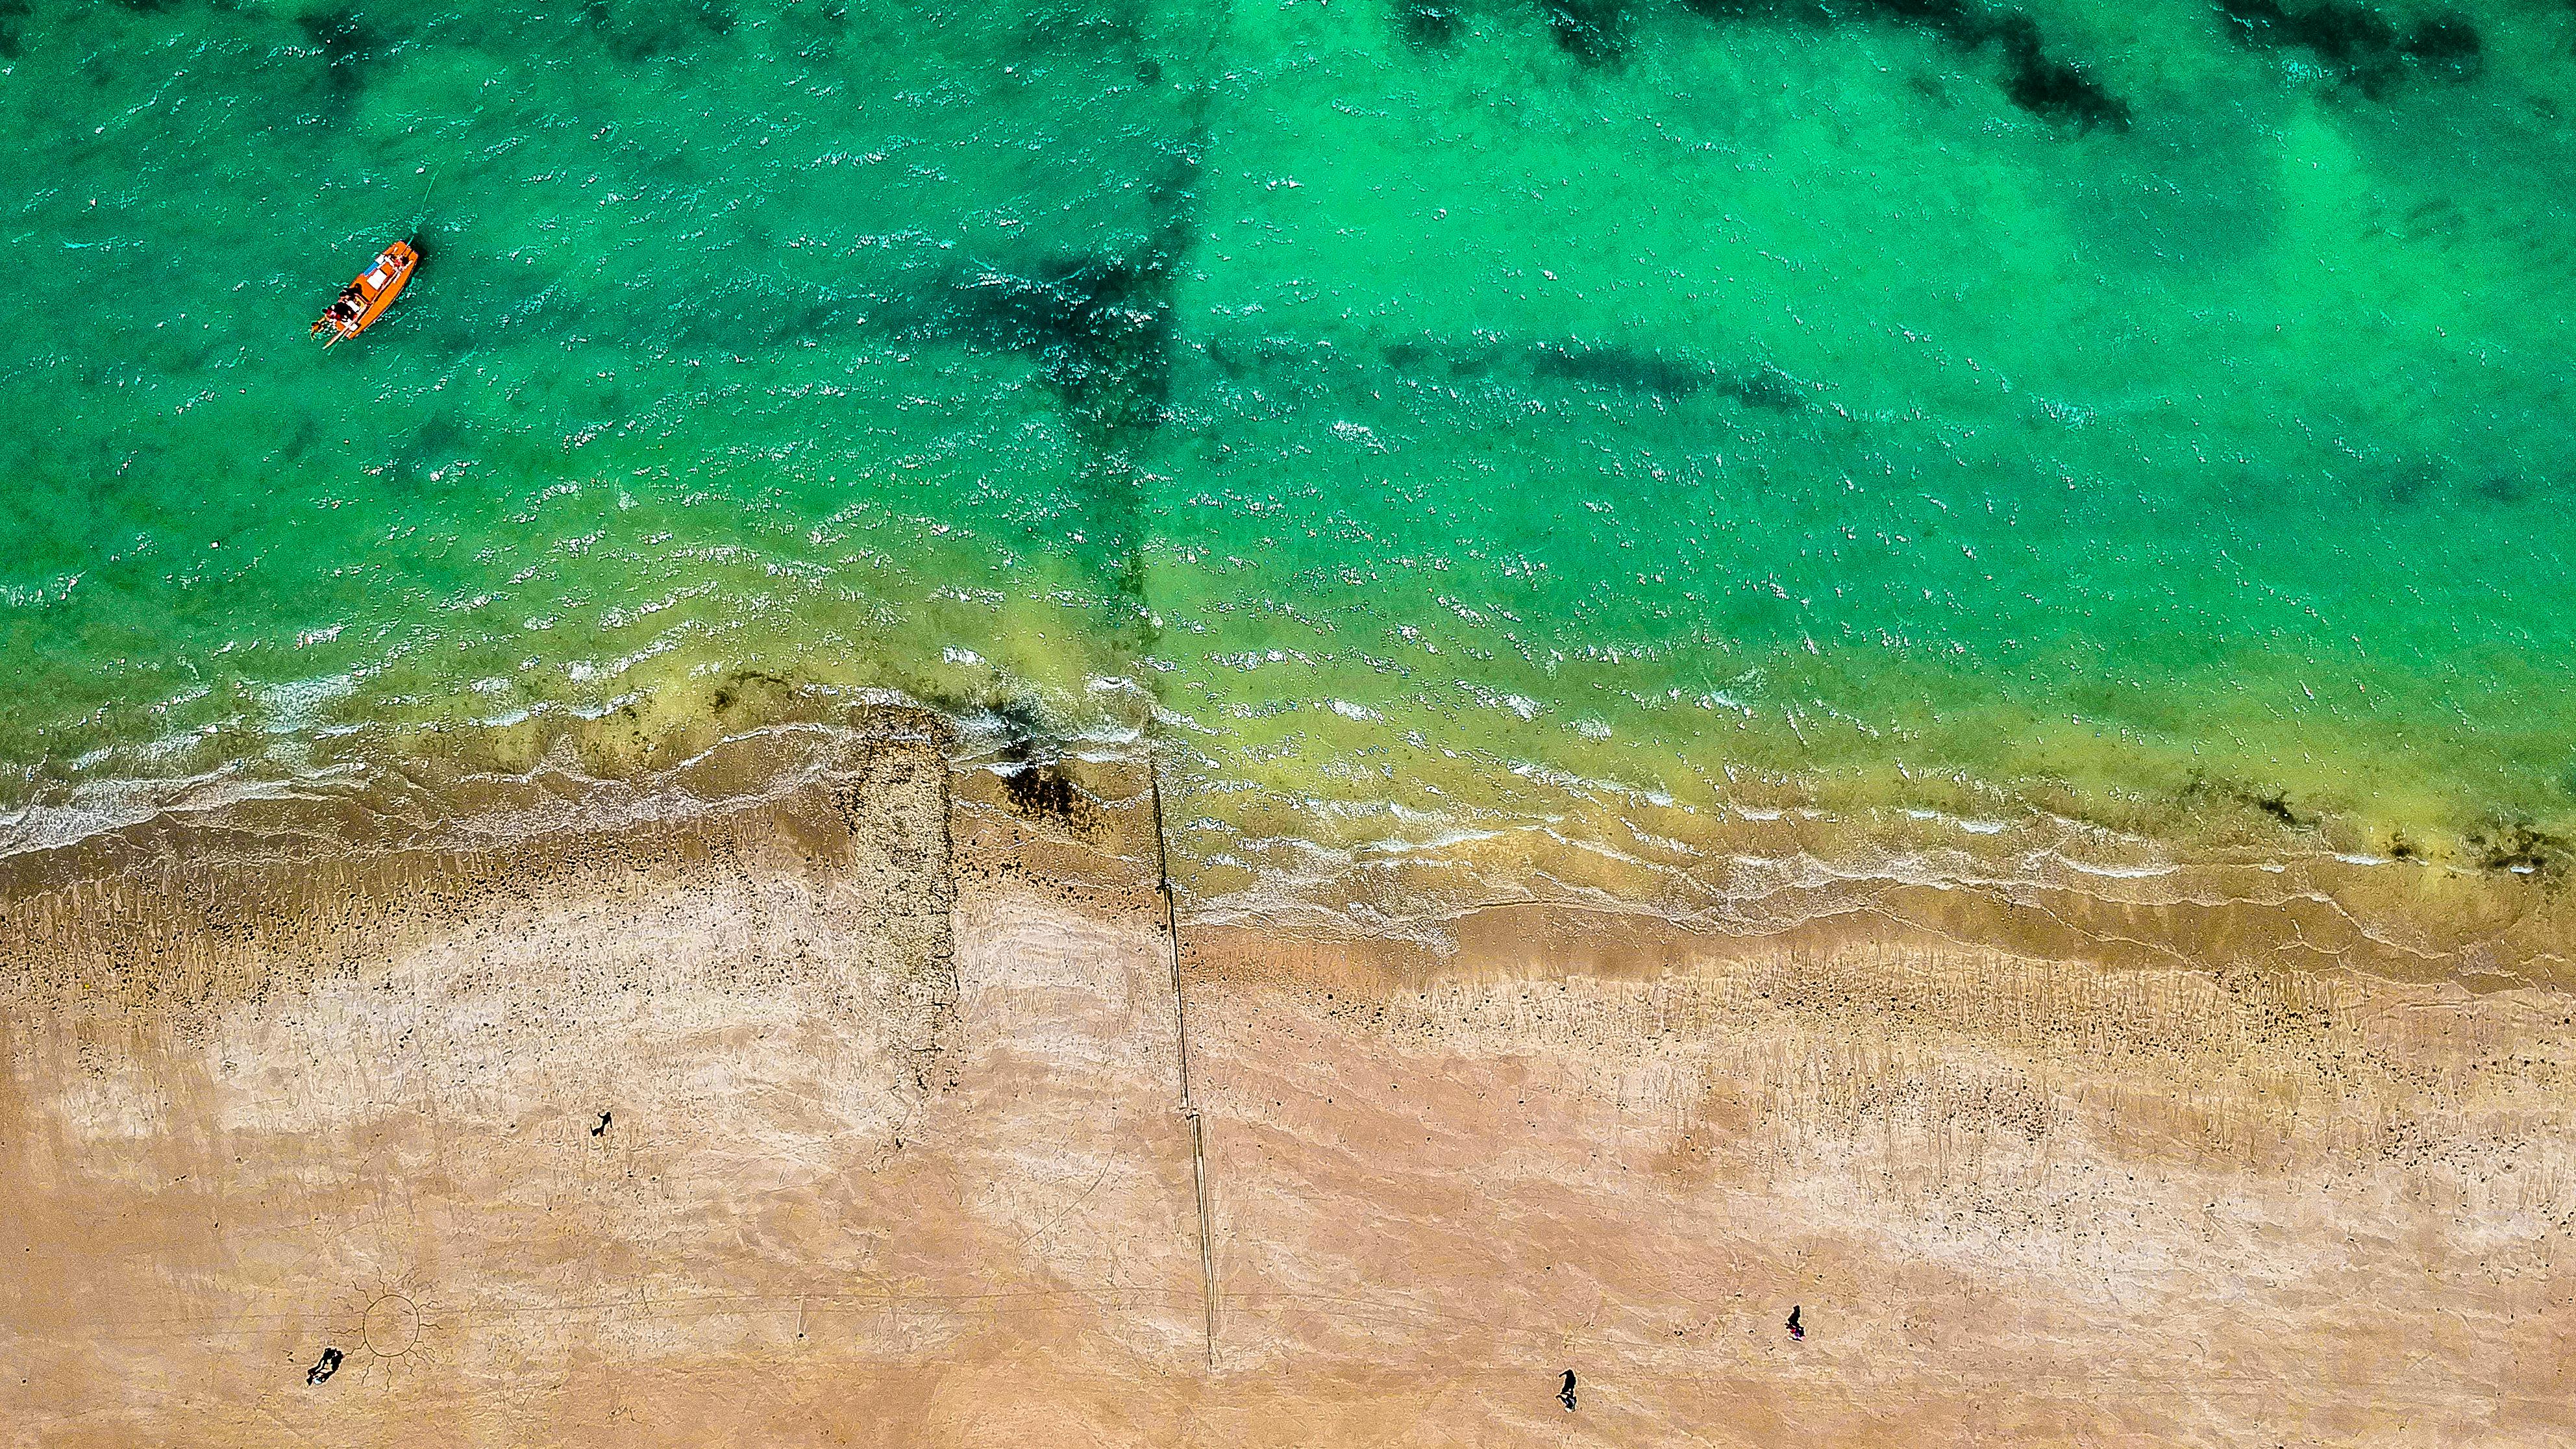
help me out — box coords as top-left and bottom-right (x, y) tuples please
(363, 1293), (422, 1358)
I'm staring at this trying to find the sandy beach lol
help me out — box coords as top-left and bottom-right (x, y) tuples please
(3, 718), (2570, 1446)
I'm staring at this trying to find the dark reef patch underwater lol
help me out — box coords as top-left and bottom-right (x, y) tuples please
(1, 0), (2573, 913)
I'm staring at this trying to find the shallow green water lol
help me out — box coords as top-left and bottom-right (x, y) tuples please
(4, 0), (2574, 876)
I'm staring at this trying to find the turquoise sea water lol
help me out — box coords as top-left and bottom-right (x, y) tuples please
(5, 0), (2574, 889)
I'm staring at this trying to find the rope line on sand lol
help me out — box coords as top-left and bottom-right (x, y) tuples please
(1148, 758), (1219, 1368)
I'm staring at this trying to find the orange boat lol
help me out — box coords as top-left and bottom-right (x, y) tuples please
(310, 240), (420, 347)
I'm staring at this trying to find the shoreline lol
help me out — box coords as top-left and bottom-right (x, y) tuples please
(6, 678), (2570, 997)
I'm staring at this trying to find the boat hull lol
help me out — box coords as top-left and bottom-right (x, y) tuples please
(312, 240), (419, 346)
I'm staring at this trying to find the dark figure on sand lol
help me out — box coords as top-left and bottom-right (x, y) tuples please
(306, 1346), (342, 1385)
(1557, 1368), (1577, 1410)
(1787, 1305), (1805, 1341)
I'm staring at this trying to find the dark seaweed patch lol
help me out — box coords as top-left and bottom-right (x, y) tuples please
(1678, 0), (2129, 131)
(1004, 761), (1086, 823)
(1988, 14), (2129, 131)
(0, 0), (30, 59)
(980, 706), (1102, 830)
(943, 253), (1177, 438)
(1728, 362), (1810, 410)
(1383, 337), (1818, 410)
(882, 114), (1199, 450)
(299, 5), (374, 110)
(989, 698), (1051, 763)
(1382, 338), (1496, 381)
(2215, 0), (2482, 99)
(390, 410), (472, 487)
(2470, 823), (2567, 876)
(1544, 0), (1631, 64)
(2183, 773), (2311, 831)
(867, 72), (1204, 615)
(1401, 1), (1464, 48)
(1113, 550), (1149, 604)
(1529, 343), (1711, 396)
(768, 0), (850, 60)
(2401, 14), (2481, 77)
(2248, 789), (2302, 827)
(2472, 472), (2533, 506)
(581, 0), (737, 62)
(707, 668), (791, 720)
(299, 7), (369, 65)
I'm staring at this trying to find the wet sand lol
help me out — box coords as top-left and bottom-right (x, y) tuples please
(3, 721), (2571, 1445)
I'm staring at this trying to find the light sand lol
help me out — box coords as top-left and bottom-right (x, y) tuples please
(3, 732), (2570, 1445)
